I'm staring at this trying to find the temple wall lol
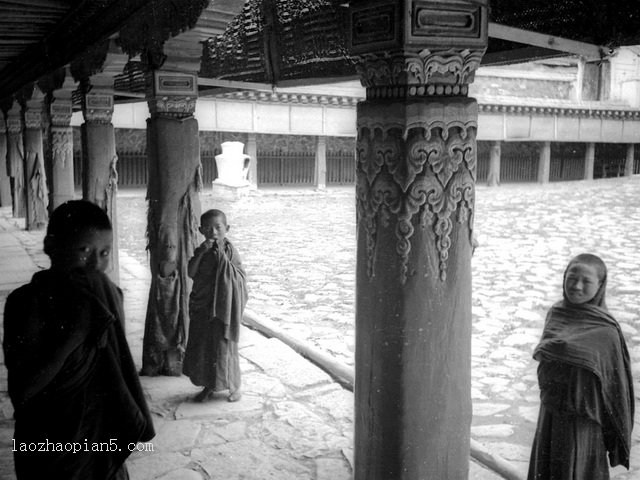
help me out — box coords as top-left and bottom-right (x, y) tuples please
(72, 97), (640, 144)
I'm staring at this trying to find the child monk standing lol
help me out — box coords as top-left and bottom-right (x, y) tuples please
(528, 253), (634, 480)
(3, 200), (155, 479)
(183, 209), (248, 402)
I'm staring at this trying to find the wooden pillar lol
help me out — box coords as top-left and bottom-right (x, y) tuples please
(624, 144), (635, 177)
(247, 132), (258, 189)
(315, 136), (327, 190)
(487, 140), (501, 187)
(5, 104), (26, 218)
(140, 69), (202, 376)
(21, 89), (49, 230)
(79, 87), (119, 283)
(348, 1), (487, 478)
(0, 115), (11, 207)
(584, 142), (595, 180)
(538, 141), (551, 184)
(47, 90), (75, 210)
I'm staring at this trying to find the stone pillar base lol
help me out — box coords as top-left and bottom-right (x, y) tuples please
(211, 181), (250, 200)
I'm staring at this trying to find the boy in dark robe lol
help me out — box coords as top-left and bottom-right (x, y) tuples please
(3, 200), (155, 480)
(528, 253), (634, 480)
(183, 209), (248, 402)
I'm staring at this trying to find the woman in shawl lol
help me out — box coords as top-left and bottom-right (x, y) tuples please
(527, 254), (634, 480)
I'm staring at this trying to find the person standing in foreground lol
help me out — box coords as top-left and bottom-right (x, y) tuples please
(183, 208), (248, 402)
(3, 200), (155, 479)
(528, 253), (634, 480)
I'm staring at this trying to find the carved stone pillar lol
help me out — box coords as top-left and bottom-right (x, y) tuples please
(0, 115), (11, 207)
(315, 136), (327, 190)
(5, 104), (26, 218)
(21, 91), (49, 230)
(247, 132), (258, 189)
(140, 70), (202, 376)
(538, 141), (551, 183)
(488, 140), (501, 187)
(584, 142), (595, 180)
(47, 91), (75, 210)
(348, 1), (487, 478)
(624, 144), (635, 177)
(80, 87), (119, 282)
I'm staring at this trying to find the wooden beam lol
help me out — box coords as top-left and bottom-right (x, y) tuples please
(482, 46), (568, 66)
(0, 0), (156, 101)
(275, 75), (361, 88)
(0, 0), (69, 9)
(489, 22), (603, 61)
(198, 77), (274, 92)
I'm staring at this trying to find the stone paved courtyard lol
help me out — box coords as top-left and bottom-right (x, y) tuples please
(116, 174), (640, 478)
(0, 175), (638, 479)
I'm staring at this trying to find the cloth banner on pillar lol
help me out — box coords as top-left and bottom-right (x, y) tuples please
(141, 116), (202, 376)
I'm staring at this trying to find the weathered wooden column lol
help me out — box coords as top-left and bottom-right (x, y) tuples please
(584, 142), (595, 180)
(140, 69), (202, 376)
(5, 103), (26, 217)
(115, 0), (209, 376)
(46, 86), (76, 210)
(247, 132), (258, 189)
(79, 84), (120, 282)
(348, 1), (487, 478)
(20, 88), (49, 230)
(315, 136), (327, 190)
(0, 115), (11, 207)
(538, 141), (551, 183)
(487, 140), (501, 187)
(624, 143), (635, 177)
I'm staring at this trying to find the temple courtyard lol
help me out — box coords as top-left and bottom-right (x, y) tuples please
(0, 174), (639, 479)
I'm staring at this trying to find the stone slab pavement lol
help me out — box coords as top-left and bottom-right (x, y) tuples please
(0, 175), (639, 479)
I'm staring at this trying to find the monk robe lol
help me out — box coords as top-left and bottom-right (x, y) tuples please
(183, 238), (248, 393)
(3, 269), (155, 480)
(527, 302), (634, 479)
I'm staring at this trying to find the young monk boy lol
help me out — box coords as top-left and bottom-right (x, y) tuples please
(3, 200), (155, 480)
(183, 209), (248, 402)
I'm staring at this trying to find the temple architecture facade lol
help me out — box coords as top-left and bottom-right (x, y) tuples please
(69, 46), (640, 190)
(0, 1), (639, 479)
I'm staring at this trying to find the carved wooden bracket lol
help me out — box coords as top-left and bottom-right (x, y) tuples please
(81, 93), (114, 124)
(348, 0), (488, 97)
(146, 71), (198, 119)
(6, 103), (22, 135)
(118, 0), (209, 70)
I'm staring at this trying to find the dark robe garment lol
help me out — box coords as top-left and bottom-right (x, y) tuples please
(183, 239), (248, 391)
(3, 269), (155, 480)
(527, 302), (634, 480)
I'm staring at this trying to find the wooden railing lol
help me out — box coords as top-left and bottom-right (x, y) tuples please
(327, 151), (356, 185)
(72, 142), (637, 189)
(501, 154), (538, 183)
(257, 150), (315, 186)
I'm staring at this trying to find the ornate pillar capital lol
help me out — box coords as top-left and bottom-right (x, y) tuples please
(6, 103), (22, 134)
(145, 70), (198, 119)
(49, 98), (73, 128)
(23, 92), (45, 130)
(81, 91), (114, 124)
(348, 0), (488, 99)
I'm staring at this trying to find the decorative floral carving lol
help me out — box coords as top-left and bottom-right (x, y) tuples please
(148, 96), (197, 119)
(24, 110), (43, 130)
(356, 48), (485, 92)
(51, 128), (73, 169)
(356, 103), (477, 283)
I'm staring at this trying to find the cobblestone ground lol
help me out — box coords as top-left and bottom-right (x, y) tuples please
(117, 175), (640, 478)
(0, 176), (637, 480)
